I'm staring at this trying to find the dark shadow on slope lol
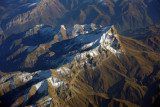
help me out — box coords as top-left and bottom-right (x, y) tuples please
(0, 25), (58, 72)
(0, 49), (34, 72)
(0, 27), (108, 73)
(0, 0), (41, 32)
(22, 25), (58, 46)
(142, 63), (160, 107)
(21, 80), (49, 106)
(0, 70), (51, 106)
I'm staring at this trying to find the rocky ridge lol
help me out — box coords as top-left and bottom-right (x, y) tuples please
(1, 0), (160, 35)
(0, 24), (160, 107)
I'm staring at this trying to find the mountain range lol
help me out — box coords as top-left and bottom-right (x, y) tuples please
(0, 24), (160, 107)
(0, 0), (160, 35)
(0, 0), (160, 107)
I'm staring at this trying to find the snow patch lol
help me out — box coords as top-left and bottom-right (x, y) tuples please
(61, 25), (66, 30)
(38, 97), (52, 106)
(81, 39), (99, 51)
(18, 73), (33, 83)
(34, 81), (44, 90)
(100, 33), (121, 54)
(76, 47), (99, 60)
(36, 24), (44, 28)
(72, 25), (81, 37)
(56, 67), (70, 75)
(28, 3), (38, 8)
(47, 77), (65, 88)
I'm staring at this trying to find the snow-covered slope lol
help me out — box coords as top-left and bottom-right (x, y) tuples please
(0, 24), (125, 106)
(0, 24), (160, 107)
(0, 24), (123, 72)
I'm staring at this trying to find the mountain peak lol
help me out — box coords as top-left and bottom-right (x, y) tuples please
(0, 23), (159, 107)
(0, 24), (123, 72)
(0, 0), (160, 106)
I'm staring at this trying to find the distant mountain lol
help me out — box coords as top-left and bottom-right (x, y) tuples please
(0, 24), (160, 107)
(122, 24), (160, 52)
(0, 0), (160, 35)
(0, 0), (67, 35)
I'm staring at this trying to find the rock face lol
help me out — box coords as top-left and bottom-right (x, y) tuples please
(0, 0), (160, 35)
(0, 24), (160, 107)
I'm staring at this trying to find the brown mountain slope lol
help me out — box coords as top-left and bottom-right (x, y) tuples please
(59, 0), (160, 33)
(0, 0), (160, 35)
(0, 0), (67, 35)
(0, 25), (160, 106)
(122, 25), (160, 52)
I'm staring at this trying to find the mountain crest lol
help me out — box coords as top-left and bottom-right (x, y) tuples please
(0, 24), (159, 107)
